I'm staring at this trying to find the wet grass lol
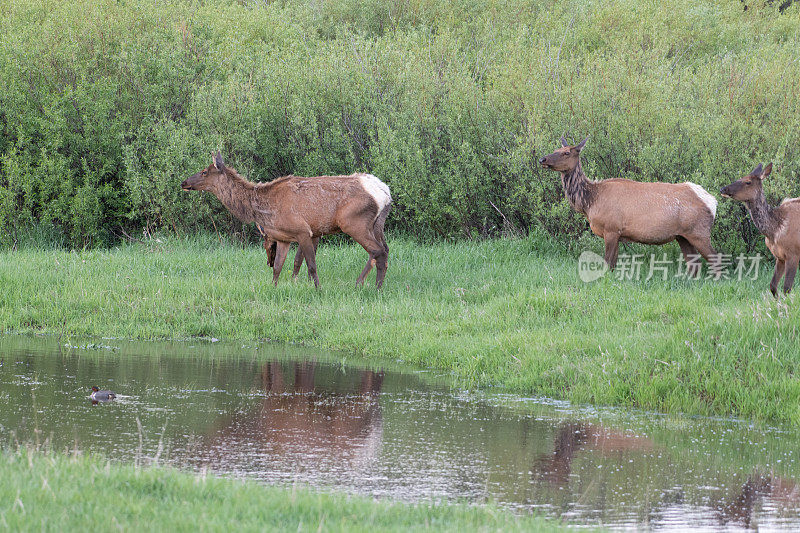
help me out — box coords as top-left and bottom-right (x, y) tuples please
(0, 448), (559, 532)
(0, 234), (798, 423)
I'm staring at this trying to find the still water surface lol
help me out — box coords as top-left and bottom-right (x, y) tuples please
(1, 336), (799, 530)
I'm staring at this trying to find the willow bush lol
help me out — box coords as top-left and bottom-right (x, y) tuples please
(0, 0), (798, 251)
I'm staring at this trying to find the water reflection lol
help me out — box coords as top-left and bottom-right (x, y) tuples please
(199, 362), (384, 474)
(717, 473), (799, 529)
(534, 422), (654, 487)
(1, 336), (800, 531)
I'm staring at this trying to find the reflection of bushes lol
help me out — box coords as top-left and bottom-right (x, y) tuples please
(0, 0), (798, 249)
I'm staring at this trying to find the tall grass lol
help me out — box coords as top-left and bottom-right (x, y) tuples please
(0, 235), (798, 423)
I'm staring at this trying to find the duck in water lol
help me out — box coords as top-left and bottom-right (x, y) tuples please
(90, 386), (116, 401)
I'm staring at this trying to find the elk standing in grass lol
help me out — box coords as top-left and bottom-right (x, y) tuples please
(721, 163), (800, 297)
(182, 153), (391, 288)
(539, 137), (719, 275)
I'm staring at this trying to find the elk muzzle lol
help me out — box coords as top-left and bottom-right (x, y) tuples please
(720, 185), (733, 199)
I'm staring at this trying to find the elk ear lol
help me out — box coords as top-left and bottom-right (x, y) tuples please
(213, 152), (225, 171)
(575, 137), (588, 152)
(750, 163), (763, 177)
(560, 137), (569, 147)
(762, 162), (773, 178)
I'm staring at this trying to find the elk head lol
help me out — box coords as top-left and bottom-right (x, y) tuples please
(720, 163), (772, 202)
(181, 152), (227, 191)
(539, 137), (588, 172)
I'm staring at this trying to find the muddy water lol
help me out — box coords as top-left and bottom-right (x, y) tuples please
(1, 336), (799, 530)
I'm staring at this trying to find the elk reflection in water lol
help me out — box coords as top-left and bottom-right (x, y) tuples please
(717, 473), (800, 529)
(534, 422), (655, 487)
(198, 361), (385, 473)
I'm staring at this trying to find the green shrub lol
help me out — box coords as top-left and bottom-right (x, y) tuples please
(0, 0), (798, 251)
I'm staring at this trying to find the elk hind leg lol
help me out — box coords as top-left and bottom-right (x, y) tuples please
(683, 234), (720, 274)
(354, 234), (387, 288)
(782, 257), (798, 295)
(770, 259), (786, 298)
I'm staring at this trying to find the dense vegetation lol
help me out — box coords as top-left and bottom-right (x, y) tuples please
(0, 0), (798, 250)
(1, 236), (799, 424)
(0, 448), (559, 531)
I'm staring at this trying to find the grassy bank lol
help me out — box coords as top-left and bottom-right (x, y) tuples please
(0, 449), (557, 532)
(0, 235), (798, 423)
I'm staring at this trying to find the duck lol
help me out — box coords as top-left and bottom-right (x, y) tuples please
(90, 386), (117, 401)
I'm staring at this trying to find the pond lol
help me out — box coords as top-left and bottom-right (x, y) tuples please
(1, 335), (798, 530)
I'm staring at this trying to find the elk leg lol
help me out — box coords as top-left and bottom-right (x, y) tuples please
(770, 259), (785, 298)
(355, 239), (388, 288)
(271, 241), (291, 286)
(603, 234), (620, 270)
(782, 258), (797, 295)
(291, 245), (304, 279)
(356, 254), (375, 286)
(264, 238), (276, 268)
(684, 235), (720, 273)
(676, 236), (701, 278)
(292, 237), (319, 280)
(298, 237), (320, 288)
(375, 245), (388, 289)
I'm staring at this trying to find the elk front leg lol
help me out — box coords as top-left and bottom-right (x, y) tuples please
(770, 259), (786, 298)
(271, 241), (291, 286)
(783, 257), (798, 295)
(264, 238), (276, 268)
(604, 233), (620, 270)
(292, 237), (319, 280)
(298, 236), (320, 289)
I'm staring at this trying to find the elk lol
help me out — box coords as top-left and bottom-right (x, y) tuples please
(182, 153), (391, 288)
(539, 137), (719, 274)
(721, 163), (800, 297)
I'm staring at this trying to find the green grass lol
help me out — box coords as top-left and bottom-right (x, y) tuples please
(0, 448), (559, 532)
(1, 234), (798, 424)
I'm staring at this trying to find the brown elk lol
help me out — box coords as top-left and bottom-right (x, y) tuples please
(721, 163), (800, 297)
(182, 153), (391, 288)
(539, 138), (719, 274)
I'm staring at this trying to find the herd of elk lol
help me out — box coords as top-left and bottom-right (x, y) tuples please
(182, 153), (391, 289)
(183, 144), (794, 297)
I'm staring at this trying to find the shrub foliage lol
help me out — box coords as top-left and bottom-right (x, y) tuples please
(0, 0), (798, 251)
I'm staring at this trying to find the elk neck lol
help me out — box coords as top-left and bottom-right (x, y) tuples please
(561, 160), (594, 214)
(210, 168), (271, 224)
(744, 190), (781, 240)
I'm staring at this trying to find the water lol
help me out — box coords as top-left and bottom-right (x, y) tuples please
(1, 336), (799, 530)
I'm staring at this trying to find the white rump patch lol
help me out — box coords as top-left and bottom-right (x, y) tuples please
(359, 174), (392, 212)
(686, 182), (717, 218)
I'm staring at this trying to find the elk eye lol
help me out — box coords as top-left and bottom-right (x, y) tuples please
(563, 151), (570, 156)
